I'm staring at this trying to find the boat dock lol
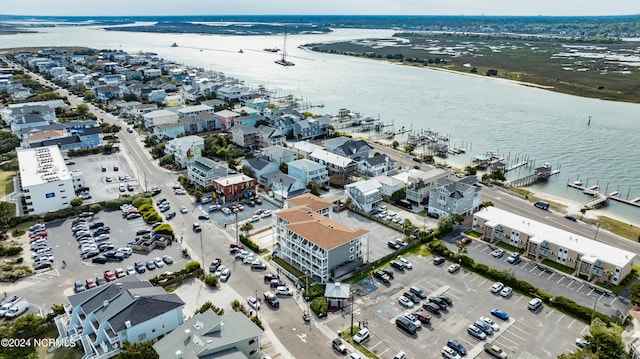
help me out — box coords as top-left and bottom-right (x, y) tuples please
(505, 163), (560, 187)
(504, 160), (530, 173)
(567, 182), (640, 209)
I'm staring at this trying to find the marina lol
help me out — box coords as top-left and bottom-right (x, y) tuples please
(567, 181), (640, 210)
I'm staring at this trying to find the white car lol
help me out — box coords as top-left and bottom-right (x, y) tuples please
(214, 265), (226, 276)
(480, 316), (500, 332)
(243, 255), (255, 265)
(221, 207), (232, 215)
(235, 250), (249, 260)
(500, 286), (513, 298)
(250, 215), (260, 222)
(154, 257), (165, 268)
(220, 268), (231, 282)
(398, 296), (414, 308)
(180, 205), (188, 214)
(491, 282), (504, 293)
(247, 296), (260, 310)
(352, 327), (370, 344)
(491, 248), (505, 258)
(260, 210), (272, 218)
(441, 346), (462, 359)
(403, 312), (421, 328)
(397, 257), (413, 269)
(125, 266), (136, 275)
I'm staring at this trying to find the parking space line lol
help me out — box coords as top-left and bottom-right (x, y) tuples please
(520, 262), (529, 270)
(577, 284), (585, 292)
(580, 325), (590, 335)
(545, 310), (554, 319)
(548, 273), (555, 281)
(369, 340), (383, 350)
(566, 279), (575, 287)
(514, 296), (524, 304)
(556, 313), (565, 324)
(567, 319), (576, 329)
(587, 288), (594, 296)
(495, 335), (521, 347)
(608, 296), (617, 306)
(557, 276), (565, 284)
(477, 278), (488, 287)
(599, 292), (606, 302)
(467, 276), (480, 283)
(529, 266), (537, 273)
(538, 270), (547, 277)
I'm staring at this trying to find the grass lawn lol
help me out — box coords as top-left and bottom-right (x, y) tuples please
(582, 216), (640, 243)
(0, 170), (15, 197)
(463, 229), (482, 238)
(541, 259), (575, 275)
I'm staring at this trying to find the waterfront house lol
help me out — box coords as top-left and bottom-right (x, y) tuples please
(188, 157), (228, 188)
(262, 145), (298, 165)
(216, 85), (243, 102)
(427, 176), (481, 217)
(292, 115), (331, 140)
(244, 97), (270, 111)
(152, 310), (263, 359)
(212, 174), (257, 203)
(275, 194), (368, 284)
(372, 175), (405, 197)
(345, 179), (383, 213)
(473, 207), (635, 285)
(288, 159), (329, 186)
(54, 276), (184, 359)
(404, 167), (450, 205)
(165, 135), (204, 168)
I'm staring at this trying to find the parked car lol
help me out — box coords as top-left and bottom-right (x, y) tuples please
(474, 320), (494, 335)
(91, 256), (108, 264)
(447, 339), (467, 357)
(134, 262), (146, 273)
(389, 260), (405, 272)
(251, 261), (267, 271)
(484, 342), (508, 359)
(275, 286), (293, 296)
(166, 211), (177, 220)
(209, 258), (222, 273)
(500, 287), (513, 298)
(332, 338), (347, 354)
(263, 291), (279, 308)
(220, 268), (231, 282)
(247, 296), (260, 310)
(115, 268), (126, 278)
(162, 255), (174, 265)
(198, 214), (210, 220)
(403, 291), (421, 303)
(491, 282), (504, 293)
(441, 346), (462, 359)
(413, 309), (431, 324)
(429, 296), (448, 309)
(85, 278), (97, 289)
(422, 302), (441, 315)
(490, 309), (510, 321)
(372, 270), (390, 283)
(467, 325), (487, 340)
(146, 260), (156, 270)
(387, 241), (401, 250)
(491, 248), (505, 258)
(4, 299), (29, 319)
(103, 270), (116, 282)
(507, 252), (521, 264)
(448, 263), (461, 273)
(353, 327), (370, 344)
(398, 296), (414, 308)
(481, 316), (500, 332)
(528, 298), (543, 311)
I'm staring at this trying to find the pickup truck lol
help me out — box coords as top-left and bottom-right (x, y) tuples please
(373, 270), (391, 283)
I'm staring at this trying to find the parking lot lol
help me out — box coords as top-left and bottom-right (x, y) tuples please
(459, 237), (629, 316)
(65, 153), (141, 203)
(23, 210), (185, 298)
(324, 254), (587, 359)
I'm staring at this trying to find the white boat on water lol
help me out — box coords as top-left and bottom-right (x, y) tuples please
(573, 180), (583, 186)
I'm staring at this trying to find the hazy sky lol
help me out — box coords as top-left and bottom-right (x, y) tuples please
(4, 0), (640, 17)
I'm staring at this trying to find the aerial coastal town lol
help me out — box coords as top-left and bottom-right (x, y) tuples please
(0, 42), (639, 359)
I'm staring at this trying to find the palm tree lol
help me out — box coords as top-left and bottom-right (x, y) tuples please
(240, 222), (254, 237)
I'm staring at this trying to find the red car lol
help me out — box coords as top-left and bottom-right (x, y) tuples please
(30, 231), (47, 238)
(254, 209), (264, 215)
(104, 271), (116, 282)
(459, 237), (473, 245)
(85, 278), (97, 289)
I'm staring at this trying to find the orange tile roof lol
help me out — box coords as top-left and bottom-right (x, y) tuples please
(286, 193), (333, 212)
(276, 207), (368, 250)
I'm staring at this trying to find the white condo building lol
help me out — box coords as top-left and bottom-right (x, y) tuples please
(17, 146), (79, 215)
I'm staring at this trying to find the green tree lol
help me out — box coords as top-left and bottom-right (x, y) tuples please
(279, 162), (288, 174)
(240, 222), (254, 237)
(70, 197), (83, 207)
(480, 201), (494, 209)
(77, 103), (89, 114)
(195, 301), (224, 315)
(241, 165), (255, 178)
(629, 282), (640, 306)
(403, 144), (415, 154)
(115, 341), (159, 359)
(584, 318), (625, 358)
(464, 166), (477, 175)
(83, 90), (95, 101)
(0, 201), (15, 227)
(204, 274), (219, 288)
(391, 140), (399, 149)
(227, 157), (239, 170)
(437, 215), (454, 234)
(390, 188), (406, 202)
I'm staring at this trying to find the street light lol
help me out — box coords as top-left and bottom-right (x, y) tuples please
(235, 211), (239, 244)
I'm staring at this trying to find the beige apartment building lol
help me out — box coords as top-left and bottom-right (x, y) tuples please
(472, 207), (635, 285)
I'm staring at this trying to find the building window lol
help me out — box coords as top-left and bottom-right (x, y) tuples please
(249, 338), (256, 345)
(350, 247), (354, 253)
(137, 333), (146, 341)
(152, 328), (156, 333)
(349, 255), (354, 261)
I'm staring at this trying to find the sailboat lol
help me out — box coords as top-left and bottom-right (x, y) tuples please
(275, 27), (295, 66)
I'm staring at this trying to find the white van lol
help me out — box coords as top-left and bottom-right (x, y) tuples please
(5, 299), (29, 319)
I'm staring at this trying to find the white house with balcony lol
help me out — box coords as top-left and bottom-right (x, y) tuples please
(287, 159), (329, 185)
(164, 135), (204, 168)
(345, 179), (383, 213)
(275, 194), (368, 283)
(188, 157), (228, 188)
(54, 277), (184, 359)
(427, 176), (481, 217)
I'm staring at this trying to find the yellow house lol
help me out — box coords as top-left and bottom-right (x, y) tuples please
(472, 206), (635, 285)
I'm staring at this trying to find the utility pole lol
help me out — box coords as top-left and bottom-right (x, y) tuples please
(235, 211), (239, 244)
(350, 290), (355, 335)
(200, 232), (204, 270)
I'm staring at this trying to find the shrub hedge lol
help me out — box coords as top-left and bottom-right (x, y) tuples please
(310, 297), (328, 317)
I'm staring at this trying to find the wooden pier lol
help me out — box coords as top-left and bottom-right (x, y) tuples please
(504, 160), (529, 173)
(566, 182), (640, 209)
(505, 163), (560, 187)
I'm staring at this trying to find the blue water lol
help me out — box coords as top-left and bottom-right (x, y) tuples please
(2, 24), (639, 224)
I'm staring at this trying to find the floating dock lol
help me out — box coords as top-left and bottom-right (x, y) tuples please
(566, 182), (640, 209)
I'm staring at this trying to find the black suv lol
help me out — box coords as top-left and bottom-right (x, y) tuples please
(390, 260), (405, 272)
(89, 222), (104, 229)
(423, 302), (441, 314)
(387, 241), (401, 250)
(381, 267), (395, 279)
(429, 296), (448, 310)
(433, 256), (446, 266)
(264, 274), (279, 283)
(403, 291), (421, 303)
(372, 270), (390, 283)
